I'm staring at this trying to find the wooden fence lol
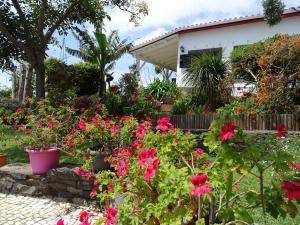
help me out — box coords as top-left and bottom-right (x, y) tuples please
(155, 113), (300, 131)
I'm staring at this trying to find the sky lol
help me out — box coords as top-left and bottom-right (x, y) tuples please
(0, 0), (299, 88)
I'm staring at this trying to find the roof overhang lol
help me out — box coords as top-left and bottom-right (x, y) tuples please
(130, 8), (300, 70)
(130, 34), (179, 71)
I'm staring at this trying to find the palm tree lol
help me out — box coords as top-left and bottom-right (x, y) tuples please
(67, 28), (132, 97)
(183, 53), (228, 111)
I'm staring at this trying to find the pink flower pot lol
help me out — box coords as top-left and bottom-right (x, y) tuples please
(26, 147), (60, 175)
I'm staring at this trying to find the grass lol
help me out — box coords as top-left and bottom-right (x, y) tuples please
(0, 125), (80, 165)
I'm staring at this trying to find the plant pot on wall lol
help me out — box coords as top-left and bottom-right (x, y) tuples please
(26, 146), (60, 175)
(162, 96), (174, 105)
(92, 153), (110, 173)
(0, 154), (7, 167)
(160, 104), (174, 112)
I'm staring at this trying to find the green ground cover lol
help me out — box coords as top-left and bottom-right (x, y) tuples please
(0, 125), (79, 165)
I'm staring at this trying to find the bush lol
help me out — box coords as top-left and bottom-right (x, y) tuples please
(184, 53), (227, 111)
(45, 58), (99, 105)
(0, 88), (11, 98)
(145, 79), (180, 102)
(172, 95), (191, 115)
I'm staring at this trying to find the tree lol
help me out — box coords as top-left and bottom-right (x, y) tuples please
(183, 53), (227, 111)
(0, 0), (148, 100)
(263, 0), (285, 26)
(67, 29), (132, 97)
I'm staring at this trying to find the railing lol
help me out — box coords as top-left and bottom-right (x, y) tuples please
(155, 113), (300, 131)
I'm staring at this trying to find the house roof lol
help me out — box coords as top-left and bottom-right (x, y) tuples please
(130, 7), (300, 70)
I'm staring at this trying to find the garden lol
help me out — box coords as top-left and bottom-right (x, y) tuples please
(0, 0), (300, 225)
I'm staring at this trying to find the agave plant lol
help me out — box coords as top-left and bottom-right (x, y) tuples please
(67, 28), (132, 97)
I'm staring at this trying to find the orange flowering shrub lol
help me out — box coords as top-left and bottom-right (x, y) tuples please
(226, 34), (300, 115)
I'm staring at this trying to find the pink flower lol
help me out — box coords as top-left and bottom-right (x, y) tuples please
(65, 138), (75, 147)
(17, 124), (24, 132)
(85, 169), (93, 180)
(75, 167), (85, 177)
(89, 187), (97, 199)
(104, 207), (118, 225)
(80, 222), (91, 225)
(110, 125), (120, 135)
(136, 124), (146, 139)
(48, 121), (56, 128)
(276, 124), (288, 138)
(143, 158), (160, 183)
(190, 174), (211, 197)
(93, 179), (99, 186)
(16, 108), (23, 115)
(138, 149), (157, 167)
(107, 182), (114, 191)
(24, 129), (30, 135)
(137, 149), (160, 183)
(116, 157), (130, 177)
(80, 108), (86, 113)
(56, 218), (64, 225)
(37, 120), (43, 126)
(219, 122), (236, 141)
(289, 163), (300, 170)
(96, 102), (102, 110)
(156, 117), (174, 133)
(79, 119), (86, 130)
(281, 180), (300, 201)
(80, 211), (91, 222)
(92, 114), (99, 125)
(194, 148), (205, 158)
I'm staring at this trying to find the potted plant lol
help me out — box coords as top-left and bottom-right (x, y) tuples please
(0, 132), (8, 167)
(18, 100), (77, 175)
(63, 110), (139, 173)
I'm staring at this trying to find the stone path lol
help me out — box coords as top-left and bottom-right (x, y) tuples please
(0, 193), (102, 225)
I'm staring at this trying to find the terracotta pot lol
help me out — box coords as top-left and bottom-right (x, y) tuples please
(26, 146), (60, 175)
(0, 154), (7, 167)
(160, 104), (174, 112)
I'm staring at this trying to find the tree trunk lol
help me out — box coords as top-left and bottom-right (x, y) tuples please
(11, 69), (18, 100)
(35, 62), (46, 100)
(23, 66), (33, 101)
(99, 68), (106, 98)
(18, 66), (26, 102)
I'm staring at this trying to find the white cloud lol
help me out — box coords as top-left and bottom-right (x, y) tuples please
(105, 0), (299, 35)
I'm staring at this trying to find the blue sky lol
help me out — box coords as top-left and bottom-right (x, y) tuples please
(0, 0), (299, 88)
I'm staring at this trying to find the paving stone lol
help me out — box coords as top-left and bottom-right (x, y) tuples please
(0, 194), (102, 224)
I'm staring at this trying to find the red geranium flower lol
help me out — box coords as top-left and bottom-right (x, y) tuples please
(156, 117), (174, 133)
(281, 180), (300, 201)
(56, 218), (64, 225)
(276, 124), (288, 138)
(190, 174), (211, 197)
(75, 167), (84, 177)
(104, 207), (118, 225)
(219, 122), (236, 141)
(194, 148), (205, 158)
(79, 119), (86, 130)
(16, 108), (23, 115)
(48, 121), (56, 128)
(289, 163), (300, 170)
(80, 211), (91, 222)
(89, 187), (97, 199)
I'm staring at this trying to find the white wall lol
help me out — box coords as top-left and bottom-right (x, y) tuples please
(176, 16), (300, 87)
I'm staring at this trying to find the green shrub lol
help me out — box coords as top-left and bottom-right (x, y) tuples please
(184, 53), (227, 111)
(0, 88), (11, 98)
(145, 79), (180, 102)
(172, 95), (191, 115)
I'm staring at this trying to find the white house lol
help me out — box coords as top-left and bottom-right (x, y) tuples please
(131, 8), (300, 88)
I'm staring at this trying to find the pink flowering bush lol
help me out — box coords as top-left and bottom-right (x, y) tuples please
(94, 117), (220, 224)
(203, 118), (300, 224)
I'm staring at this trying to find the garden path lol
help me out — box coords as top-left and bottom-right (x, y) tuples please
(0, 193), (102, 225)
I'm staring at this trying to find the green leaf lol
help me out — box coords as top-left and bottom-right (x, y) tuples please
(234, 208), (254, 224)
(286, 201), (298, 219)
(196, 219), (206, 225)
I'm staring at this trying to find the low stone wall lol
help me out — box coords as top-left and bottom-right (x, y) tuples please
(0, 163), (94, 201)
